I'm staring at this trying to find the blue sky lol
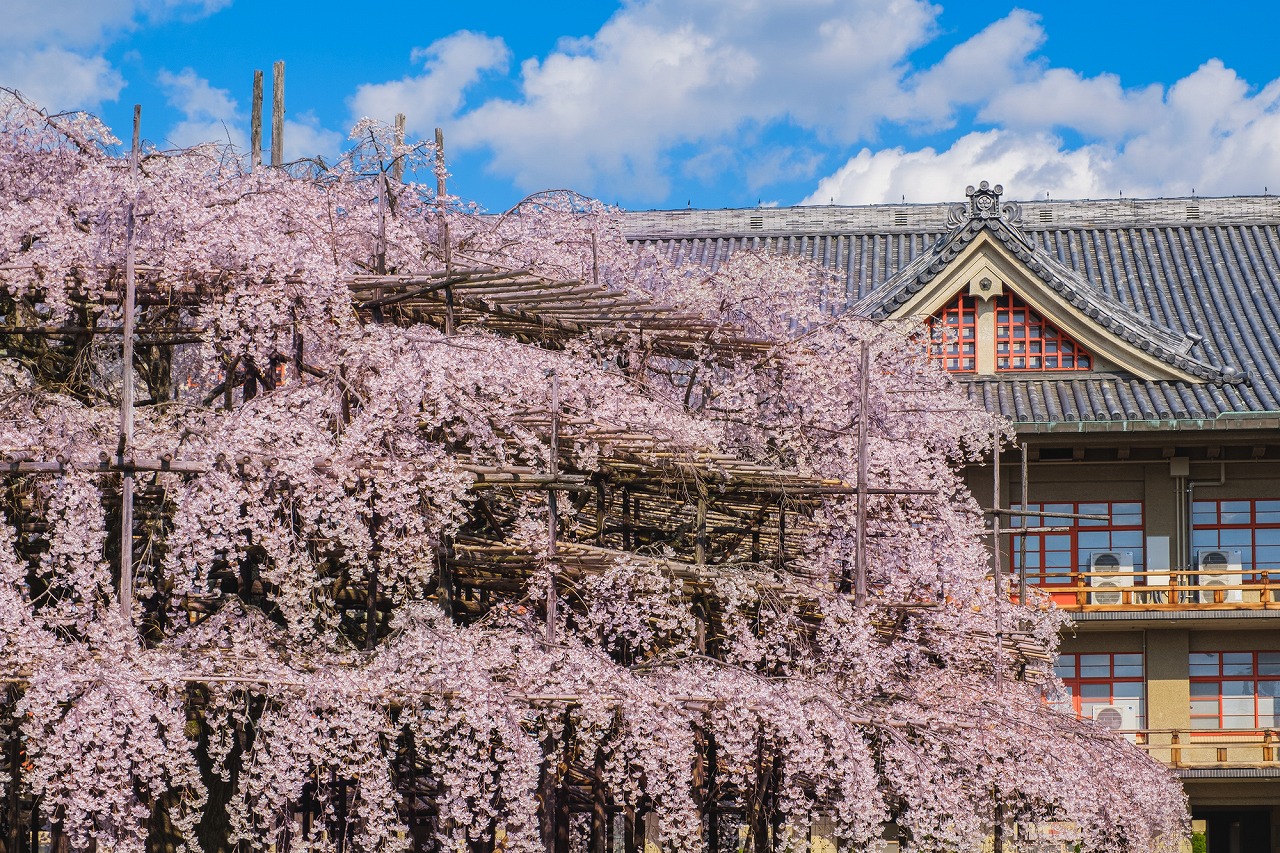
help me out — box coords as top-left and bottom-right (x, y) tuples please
(6, 1), (1280, 211)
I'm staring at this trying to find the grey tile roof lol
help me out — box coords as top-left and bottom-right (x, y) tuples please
(622, 195), (1280, 428)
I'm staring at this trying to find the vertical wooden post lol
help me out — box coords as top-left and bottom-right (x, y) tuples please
(622, 489), (632, 551)
(623, 807), (638, 853)
(704, 731), (718, 853)
(595, 477), (606, 544)
(438, 536), (455, 620)
(992, 433), (1003, 688)
(991, 432), (1004, 853)
(695, 484), (708, 566)
(391, 113), (406, 184)
(1018, 443), (1029, 605)
(590, 754), (608, 853)
(271, 60), (285, 167)
(435, 127), (454, 334)
(855, 340), (870, 607)
(251, 70), (263, 168)
(375, 173), (387, 276)
(119, 104), (140, 622)
(6, 690), (22, 853)
(545, 370), (559, 644)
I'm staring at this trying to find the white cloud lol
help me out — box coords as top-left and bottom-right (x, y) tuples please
(348, 32), (510, 134)
(802, 131), (1111, 205)
(903, 10), (1046, 128)
(283, 112), (344, 164)
(157, 68), (244, 149)
(1, 0), (227, 109)
(1, 0), (229, 47)
(0, 48), (124, 109)
(433, 0), (943, 200)
(806, 61), (1280, 204)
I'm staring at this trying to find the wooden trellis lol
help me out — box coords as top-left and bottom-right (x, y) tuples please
(0, 117), (1056, 853)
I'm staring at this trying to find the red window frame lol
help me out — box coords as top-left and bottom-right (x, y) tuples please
(1189, 651), (1280, 730)
(1009, 501), (1144, 586)
(926, 293), (977, 373)
(1053, 652), (1145, 727)
(994, 292), (1091, 371)
(1191, 499), (1280, 581)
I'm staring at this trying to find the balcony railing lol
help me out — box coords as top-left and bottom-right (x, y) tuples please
(1122, 728), (1280, 769)
(1018, 569), (1280, 612)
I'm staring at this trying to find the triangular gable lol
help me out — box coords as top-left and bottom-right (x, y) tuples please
(855, 182), (1237, 384)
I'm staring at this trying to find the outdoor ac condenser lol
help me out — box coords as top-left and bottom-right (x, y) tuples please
(1092, 704), (1140, 741)
(1088, 551), (1134, 605)
(1197, 549), (1244, 603)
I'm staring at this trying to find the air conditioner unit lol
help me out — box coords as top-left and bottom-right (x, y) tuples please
(1088, 551), (1134, 605)
(1197, 549), (1244, 603)
(1092, 704), (1140, 741)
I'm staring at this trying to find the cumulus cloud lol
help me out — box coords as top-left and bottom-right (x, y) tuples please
(802, 131), (1111, 205)
(808, 60), (1280, 204)
(438, 0), (942, 200)
(348, 32), (510, 133)
(282, 112), (344, 164)
(1, 0), (228, 108)
(903, 10), (1046, 128)
(0, 48), (124, 109)
(157, 68), (245, 149)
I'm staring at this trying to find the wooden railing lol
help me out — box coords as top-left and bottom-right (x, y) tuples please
(1126, 728), (1280, 769)
(1017, 569), (1280, 611)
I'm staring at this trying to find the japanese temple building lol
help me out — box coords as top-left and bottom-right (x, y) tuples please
(625, 184), (1280, 852)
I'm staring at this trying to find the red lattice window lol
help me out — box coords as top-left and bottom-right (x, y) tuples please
(994, 292), (1091, 371)
(927, 293), (977, 373)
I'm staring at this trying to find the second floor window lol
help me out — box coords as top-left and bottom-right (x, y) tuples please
(1192, 499), (1280, 580)
(1010, 501), (1144, 585)
(1054, 652), (1145, 728)
(1190, 652), (1280, 729)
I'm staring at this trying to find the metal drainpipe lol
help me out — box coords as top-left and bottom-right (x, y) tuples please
(1186, 462), (1227, 573)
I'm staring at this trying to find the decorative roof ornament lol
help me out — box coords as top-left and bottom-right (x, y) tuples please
(946, 180), (1023, 227)
(967, 180), (1003, 218)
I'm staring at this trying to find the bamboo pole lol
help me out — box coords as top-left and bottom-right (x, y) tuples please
(271, 60), (284, 167)
(251, 70), (263, 168)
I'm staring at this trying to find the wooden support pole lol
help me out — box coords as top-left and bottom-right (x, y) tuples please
(545, 370), (559, 644)
(991, 432), (1005, 853)
(119, 104), (140, 622)
(438, 536), (455, 620)
(391, 113), (406, 184)
(704, 731), (718, 853)
(1018, 442), (1029, 606)
(623, 807), (639, 853)
(855, 340), (870, 607)
(250, 70), (263, 168)
(271, 60), (284, 167)
(695, 485), (708, 566)
(590, 754), (608, 853)
(435, 127), (454, 334)
(375, 173), (388, 277)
